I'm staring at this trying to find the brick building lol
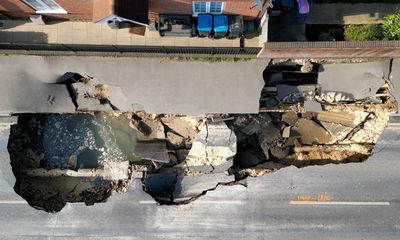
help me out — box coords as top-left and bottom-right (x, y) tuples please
(0, 0), (266, 22)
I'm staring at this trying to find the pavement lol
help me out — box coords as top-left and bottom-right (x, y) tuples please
(306, 3), (400, 25)
(1, 116), (400, 239)
(0, 20), (260, 47)
(0, 55), (267, 114)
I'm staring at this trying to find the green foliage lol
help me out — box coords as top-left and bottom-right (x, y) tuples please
(344, 24), (383, 41)
(382, 11), (400, 40)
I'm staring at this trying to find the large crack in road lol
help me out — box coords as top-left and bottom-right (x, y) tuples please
(4, 59), (398, 212)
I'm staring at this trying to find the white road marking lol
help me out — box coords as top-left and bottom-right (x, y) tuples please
(290, 201), (390, 206)
(139, 200), (243, 205)
(139, 200), (158, 204)
(0, 200), (27, 204)
(195, 200), (243, 204)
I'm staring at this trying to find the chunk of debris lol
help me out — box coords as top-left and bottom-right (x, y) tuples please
(132, 112), (165, 140)
(319, 121), (353, 143)
(240, 114), (272, 135)
(282, 111), (299, 126)
(293, 118), (332, 145)
(300, 61), (314, 73)
(304, 100), (322, 113)
(277, 84), (320, 100)
(318, 92), (354, 103)
(161, 116), (201, 149)
(270, 146), (290, 158)
(350, 112), (390, 144)
(134, 140), (170, 163)
(238, 161), (286, 177)
(258, 122), (281, 157)
(282, 126), (291, 138)
(184, 122), (236, 173)
(317, 111), (362, 128)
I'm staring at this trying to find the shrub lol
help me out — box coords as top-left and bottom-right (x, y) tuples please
(344, 24), (383, 41)
(382, 11), (400, 40)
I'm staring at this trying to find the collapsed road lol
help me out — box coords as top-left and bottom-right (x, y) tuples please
(4, 58), (398, 212)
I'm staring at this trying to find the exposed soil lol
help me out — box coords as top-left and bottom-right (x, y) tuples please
(6, 63), (397, 211)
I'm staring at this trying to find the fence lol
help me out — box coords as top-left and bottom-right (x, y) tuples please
(0, 42), (261, 57)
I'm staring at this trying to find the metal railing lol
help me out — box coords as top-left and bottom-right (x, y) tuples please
(0, 42), (261, 57)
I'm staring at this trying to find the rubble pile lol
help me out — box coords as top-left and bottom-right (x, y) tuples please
(7, 63), (397, 211)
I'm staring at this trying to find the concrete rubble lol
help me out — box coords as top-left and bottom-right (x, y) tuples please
(5, 61), (398, 211)
(183, 122), (237, 173)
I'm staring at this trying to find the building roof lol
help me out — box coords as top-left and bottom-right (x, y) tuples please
(93, 0), (148, 24)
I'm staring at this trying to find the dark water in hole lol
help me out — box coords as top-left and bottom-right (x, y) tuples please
(8, 113), (138, 212)
(41, 113), (137, 169)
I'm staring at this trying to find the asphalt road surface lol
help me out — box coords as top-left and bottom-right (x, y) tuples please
(1, 116), (400, 239)
(0, 57), (399, 239)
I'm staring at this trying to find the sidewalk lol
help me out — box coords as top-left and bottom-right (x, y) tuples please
(306, 3), (400, 25)
(0, 20), (260, 47)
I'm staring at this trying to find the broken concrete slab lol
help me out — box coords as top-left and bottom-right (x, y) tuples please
(294, 118), (332, 145)
(282, 111), (299, 126)
(176, 149), (189, 163)
(282, 126), (291, 138)
(318, 91), (354, 103)
(317, 111), (363, 128)
(132, 112), (165, 140)
(258, 122), (281, 146)
(185, 122), (236, 170)
(71, 82), (111, 111)
(277, 84), (319, 100)
(270, 146), (290, 158)
(300, 61), (314, 73)
(304, 100), (322, 113)
(134, 141), (170, 163)
(320, 121), (353, 143)
(233, 114), (272, 136)
(172, 173), (234, 202)
(267, 72), (284, 86)
(318, 61), (388, 100)
(162, 116), (201, 149)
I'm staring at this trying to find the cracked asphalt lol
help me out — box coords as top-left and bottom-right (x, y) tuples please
(1, 57), (400, 239)
(1, 118), (400, 239)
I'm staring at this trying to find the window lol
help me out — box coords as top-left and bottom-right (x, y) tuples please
(209, 2), (223, 13)
(193, 2), (207, 14)
(22, 0), (67, 14)
(192, 1), (224, 15)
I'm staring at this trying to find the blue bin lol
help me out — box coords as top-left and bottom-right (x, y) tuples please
(213, 15), (228, 38)
(197, 14), (212, 37)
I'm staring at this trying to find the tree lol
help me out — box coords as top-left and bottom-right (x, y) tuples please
(382, 11), (400, 40)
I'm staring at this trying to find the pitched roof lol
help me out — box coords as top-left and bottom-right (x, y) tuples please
(93, 0), (148, 24)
